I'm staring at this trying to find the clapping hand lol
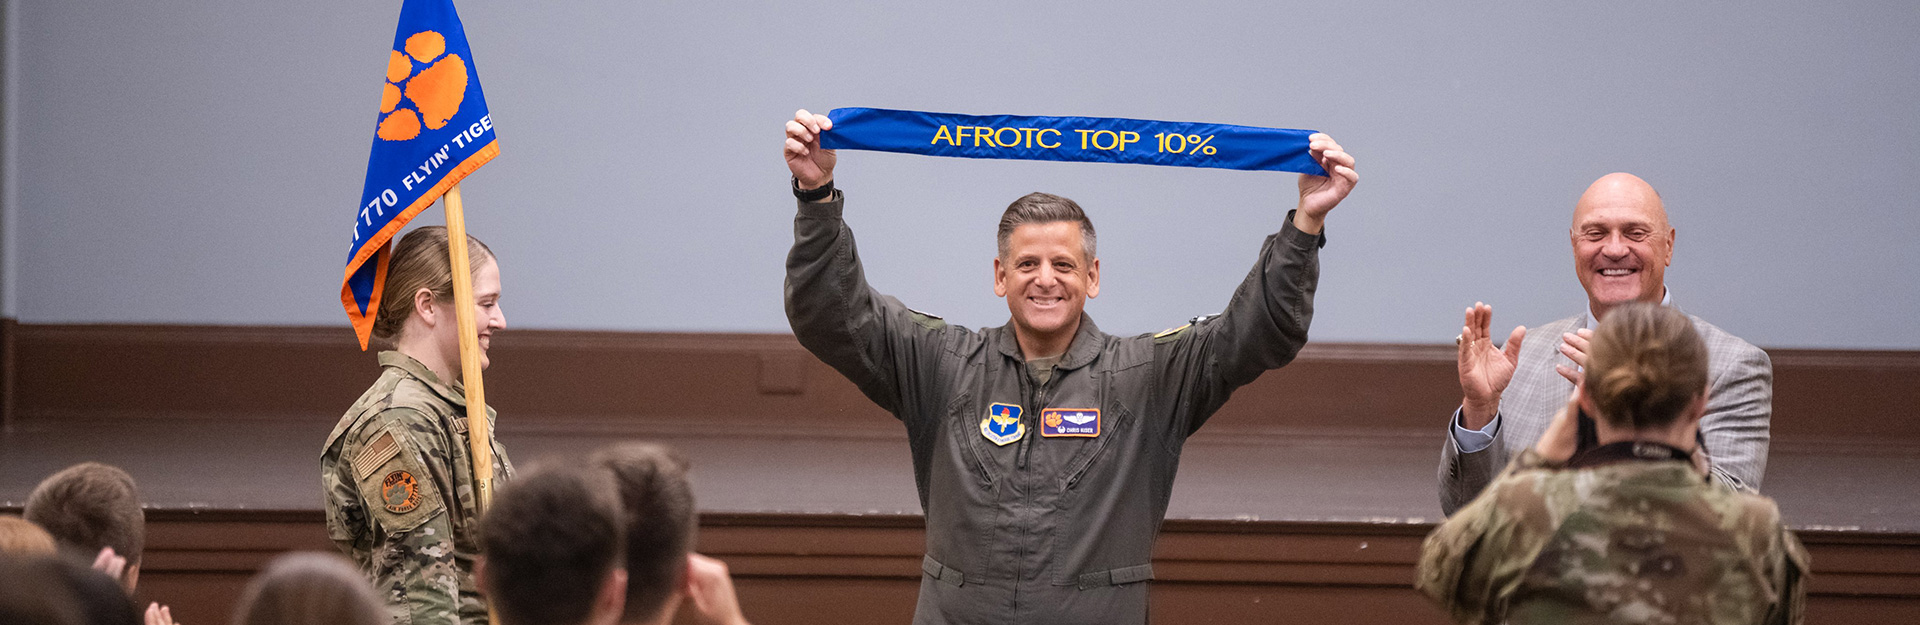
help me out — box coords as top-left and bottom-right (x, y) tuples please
(1458, 302), (1526, 430)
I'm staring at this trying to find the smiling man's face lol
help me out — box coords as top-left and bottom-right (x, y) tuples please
(1571, 173), (1673, 320)
(995, 221), (1099, 353)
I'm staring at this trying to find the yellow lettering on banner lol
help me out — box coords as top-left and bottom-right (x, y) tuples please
(931, 125), (955, 146)
(1037, 128), (1062, 148)
(995, 127), (1021, 148)
(973, 126), (997, 148)
(1091, 130), (1119, 150)
(1075, 129), (1095, 149)
(1119, 130), (1140, 152)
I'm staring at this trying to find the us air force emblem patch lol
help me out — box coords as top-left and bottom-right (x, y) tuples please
(981, 403), (1025, 446)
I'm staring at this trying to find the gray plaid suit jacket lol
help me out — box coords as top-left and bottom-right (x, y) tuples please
(1438, 312), (1773, 515)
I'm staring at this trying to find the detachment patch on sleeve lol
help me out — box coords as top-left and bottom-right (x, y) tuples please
(380, 470), (423, 513)
(353, 431), (402, 481)
(353, 425), (447, 534)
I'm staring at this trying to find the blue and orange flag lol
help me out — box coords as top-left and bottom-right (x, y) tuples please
(343, 0), (498, 349)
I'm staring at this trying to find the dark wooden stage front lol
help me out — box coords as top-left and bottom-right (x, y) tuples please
(3, 323), (1918, 623)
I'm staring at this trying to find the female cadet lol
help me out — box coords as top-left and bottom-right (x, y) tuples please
(321, 226), (512, 625)
(1416, 302), (1808, 625)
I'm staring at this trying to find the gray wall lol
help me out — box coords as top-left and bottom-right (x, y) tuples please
(6, 1), (1916, 348)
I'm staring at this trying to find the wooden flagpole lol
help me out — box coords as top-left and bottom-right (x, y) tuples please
(441, 183), (495, 513)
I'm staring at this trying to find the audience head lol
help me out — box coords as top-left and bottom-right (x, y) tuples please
(1570, 172), (1673, 320)
(229, 552), (386, 625)
(1582, 302), (1709, 434)
(589, 443), (697, 624)
(24, 462), (145, 589)
(0, 555), (140, 625)
(479, 465), (627, 625)
(0, 515), (59, 557)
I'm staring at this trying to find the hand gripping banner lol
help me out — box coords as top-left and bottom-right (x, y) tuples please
(342, 0), (499, 349)
(818, 108), (1326, 176)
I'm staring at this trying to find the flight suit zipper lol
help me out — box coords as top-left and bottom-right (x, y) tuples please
(1016, 362), (1052, 470)
(1064, 371), (1114, 490)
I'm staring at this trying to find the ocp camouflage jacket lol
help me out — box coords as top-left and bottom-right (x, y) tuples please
(323, 351), (513, 625)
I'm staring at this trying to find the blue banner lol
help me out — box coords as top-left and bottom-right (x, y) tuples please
(342, 0), (499, 349)
(819, 108), (1326, 176)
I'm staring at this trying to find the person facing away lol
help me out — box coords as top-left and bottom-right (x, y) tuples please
(781, 109), (1358, 624)
(23, 462), (180, 625)
(1418, 302), (1808, 625)
(229, 552), (387, 625)
(589, 443), (751, 625)
(0, 515), (59, 557)
(322, 225), (513, 625)
(476, 465), (627, 625)
(0, 553), (142, 625)
(1441, 173), (1772, 515)
(24, 462), (146, 592)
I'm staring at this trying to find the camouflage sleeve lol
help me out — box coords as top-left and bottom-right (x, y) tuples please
(351, 409), (461, 625)
(1419, 455), (1559, 624)
(1417, 490), (1501, 624)
(1766, 526), (1811, 625)
(322, 441), (371, 558)
(374, 510), (463, 625)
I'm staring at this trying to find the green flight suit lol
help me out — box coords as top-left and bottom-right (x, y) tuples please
(784, 191), (1323, 624)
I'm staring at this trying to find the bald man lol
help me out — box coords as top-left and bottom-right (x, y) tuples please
(1438, 173), (1773, 515)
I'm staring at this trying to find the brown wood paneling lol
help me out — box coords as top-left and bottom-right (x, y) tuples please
(13, 324), (1919, 443)
(2, 317), (16, 429)
(113, 510), (1920, 625)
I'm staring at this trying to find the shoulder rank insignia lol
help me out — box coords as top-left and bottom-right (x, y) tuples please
(1041, 408), (1100, 437)
(980, 403), (1025, 446)
(909, 308), (947, 330)
(381, 470), (423, 514)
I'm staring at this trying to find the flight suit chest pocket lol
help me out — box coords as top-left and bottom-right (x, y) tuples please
(351, 428), (447, 534)
(1061, 371), (1135, 491)
(946, 392), (998, 486)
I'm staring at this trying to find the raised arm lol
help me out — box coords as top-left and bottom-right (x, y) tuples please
(781, 109), (955, 418)
(1440, 303), (1529, 514)
(1162, 134), (1356, 433)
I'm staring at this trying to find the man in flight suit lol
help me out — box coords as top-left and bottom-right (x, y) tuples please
(780, 109), (1359, 624)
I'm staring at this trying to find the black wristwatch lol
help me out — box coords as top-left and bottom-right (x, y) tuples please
(793, 177), (835, 202)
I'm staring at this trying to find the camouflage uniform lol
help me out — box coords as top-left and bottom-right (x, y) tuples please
(1416, 443), (1809, 624)
(323, 351), (514, 625)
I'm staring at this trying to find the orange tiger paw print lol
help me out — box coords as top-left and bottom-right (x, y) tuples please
(376, 31), (468, 141)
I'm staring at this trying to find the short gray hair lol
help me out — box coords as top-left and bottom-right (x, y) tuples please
(997, 192), (1096, 260)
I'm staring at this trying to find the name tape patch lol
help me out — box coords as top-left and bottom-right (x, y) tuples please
(1041, 408), (1101, 437)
